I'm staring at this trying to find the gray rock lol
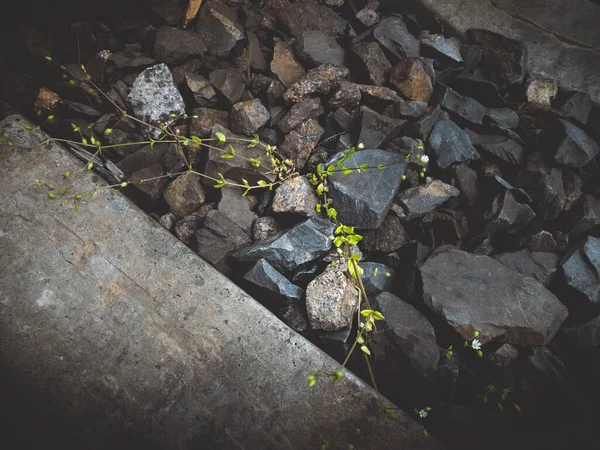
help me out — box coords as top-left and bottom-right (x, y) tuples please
(163, 173), (207, 217)
(175, 205), (213, 245)
(358, 107), (407, 149)
(204, 209), (251, 249)
(159, 212), (177, 231)
(279, 119), (325, 170)
(271, 41), (306, 88)
(190, 108), (229, 138)
(283, 64), (349, 103)
(229, 98), (270, 136)
(281, 302), (309, 333)
(277, 97), (324, 133)
(524, 230), (557, 252)
(306, 263), (358, 331)
(555, 90), (591, 125)
(552, 119), (599, 168)
(494, 250), (559, 287)
(351, 42), (391, 86)
(252, 216), (281, 242)
(332, 107), (355, 132)
(397, 180), (460, 219)
(452, 73), (506, 108)
(209, 68), (246, 104)
(360, 263), (395, 296)
(361, 213), (410, 252)
(561, 236), (600, 304)
(374, 15), (420, 60)
(330, 81), (362, 109)
(485, 190), (536, 235)
(328, 149), (406, 229)
(295, 30), (346, 68)
(185, 73), (216, 106)
(562, 314), (600, 349)
(433, 84), (487, 125)
(233, 216), (335, 272)
(484, 108), (519, 128)
(569, 194), (600, 235)
(218, 182), (258, 235)
(356, 1), (380, 27)
(266, 0), (349, 38)
(488, 343), (519, 368)
(427, 119), (481, 169)
(374, 292), (440, 376)
(196, 0), (245, 57)
(247, 32), (267, 72)
(154, 26), (207, 64)
(420, 32), (463, 63)
(272, 176), (319, 217)
(396, 99), (429, 119)
(454, 164), (479, 205)
(243, 259), (304, 302)
(404, 105), (441, 141)
(420, 247), (568, 345)
(129, 164), (169, 200)
(194, 228), (238, 275)
(127, 64), (185, 139)
(465, 129), (524, 164)
(516, 165), (565, 221)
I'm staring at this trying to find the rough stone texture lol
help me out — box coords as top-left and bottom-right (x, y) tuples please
(374, 292), (440, 376)
(243, 259), (304, 302)
(277, 97), (323, 133)
(209, 68), (247, 104)
(549, 119), (599, 168)
(561, 236), (600, 304)
(265, 0), (349, 38)
(488, 343), (519, 367)
(328, 150), (406, 229)
(129, 163), (169, 200)
(433, 84), (487, 125)
(358, 107), (407, 149)
(190, 107), (229, 138)
(494, 250), (559, 287)
(154, 26), (207, 64)
(252, 216), (281, 242)
(196, 0), (245, 57)
(361, 213), (409, 252)
(465, 129), (524, 164)
(283, 64), (349, 103)
(562, 314), (600, 349)
(218, 182), (258, 235)
(452, 73), (506, 108)
(330, 82), (362, 109)
(272, 175), (319, 216)
(163, 173), (206, 218)
(0, 115), (442, 450)
(569, 194), (600, 235)
(420, 32), (463, 63)
(360, 263), (395, 296)
(427, 120), (481, 169)
(127, 64), (185, 139)
(396, 180), (460, 219)
(271, 41), (306, 88)
(374, 14), (420, 60)
(279, 118), (324, 170)
(204, 209), (251, 249)
(527, 78), (558, 106)
(306, 263), (358, 331)
(351, 42), (391, 86)
(185, 73), (216, 106)
(229, 98), (270, 136)
(390, 58), (434, 102)
(420, 247), (568, 345)
(295, 30), (346, 68)
(516, 165), (565, 221)
(555, 90), (592, 124)
(485, 190), (536, 235)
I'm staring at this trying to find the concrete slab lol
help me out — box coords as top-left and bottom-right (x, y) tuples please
(411, 0), (600, 105)
(0, 114), (444, 449)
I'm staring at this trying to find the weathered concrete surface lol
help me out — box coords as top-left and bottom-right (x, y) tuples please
(0, 114), (443, 450)
(412, 0), (600, 105)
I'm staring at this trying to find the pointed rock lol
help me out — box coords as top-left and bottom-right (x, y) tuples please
(427, 120), (481, 169)
(243, 259), (304, 302)
(494, 250), (559, 288)
(561, 236), (600, 305)
(397, 180), (460, 219)
(374, 15), (419, 60)
(272, 176), (319, 217)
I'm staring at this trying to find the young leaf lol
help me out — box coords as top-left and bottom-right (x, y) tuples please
(360, 345), (371, 356)
(215, 131), (227, 144)
(347, 234), (362, 245)
(341, 166), (353, 175)
(333, 236), (345, 247)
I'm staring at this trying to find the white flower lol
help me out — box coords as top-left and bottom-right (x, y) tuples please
(418, 409), (428, 418)
(420, 155), (429, 164)
(471, 339), (482, 351)
(357, 142), (365, 150)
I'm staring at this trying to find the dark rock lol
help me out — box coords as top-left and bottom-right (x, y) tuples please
(162, 147), (188, 174)
(229, 98), (270, 135)
(154, 26), (207, 64)
(390, 58), (434, 102)
(246, 32), (267, 72)
(271, 41), (306, 88)
(569, 194), (600, 235)
(330, 82), (361, 109)
(204, 209), (251, 249)
(196, 0), (245, 57)
(218, 182), (258, 235)
(233, 216), (335, 272)
(194, 229), (237, 275)
(252, 216), (281, 242)
(404, 105), (441, 140)
(427, 119), (481, 169)
(433, 84), (487, 125)
(544, 119), (600, 168)
(265, 0), (349, 38)
(129, 163), (169, 200)
(295, 30), (345, 68)
(185, 73), (217, 106)
(306, 147), (330, 173)
(272, 176), (319, 216)
(350, 42), (391, 86)
(484, 108), (519, 128)
(279, 119), (325, 170)
(374, 292), (439, 376)
(562, 314), (600, 349)
(488, 343), (519, 368)
(420, 32), (462, 63)
(171, 58), (204, 86)
(524, 230), (557, 252)
(127, 64), (185, 139)
(420, 247), (568, 344)
(494, 250), (559, 287)
(394, 99), (429, 119)
(554, 90), (592, 125)
(461, 44), (483, 71)
(516, 163), (565, 221)
(467, 29), (527, 91)
(152, 1), (184, 26)
(283, 64), (349, 103)
(281, 303), (309, 333)
(355, 0), (380, 27)
(356, 84), (402, 107)
(360, 263), (395, 296)
(243, 259), (304, 301)
(562, 170), (584, 212)
(190, 108), (228, 138)
(373, 14), (420, 60)
(327, 150), (406, 229)
(361, 213), (410, 252)
(318, 322), (353, 354)
(61, 101), (103, 120)
(116, 143), (171, 176)
(525, 346), (569, 392)
(209, 68), (247, 104)
(163, 173), (206, 217)
(526, 79), (558, 106)
(561, 236), (600, 304)
(158, 212), (177, 231)
(485, 190), (535, 235)
(107, 53), (156, 71)
(358, 107), (407, 149)
(332, 107), (355, 132)
(452, 73), (505, 108)
(454, 164), (479, 205)
(277, 97), (323, 133)
(465, 129), (524, 164)
(397, 180), (460, 219)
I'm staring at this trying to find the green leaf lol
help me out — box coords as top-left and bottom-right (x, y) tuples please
(357, 335), (365, 344)
(359, 163), (368, 171)
(372, 311), (385, 321)
(190, 135), (201, 147)
(341, 166), (353, 174)
(220, 153), (234, 159)
(213, 173), (226, 189)
(104, 128), (113, 136)
(315, 204), (321, 213)
(249, 157), (261, 167)
(378, 164), (387, 169)
(327, 208), (337, 219)
(347, 234), (362, 245)
(316, 183), (324, 196)
(257, 180), (269, 188)
(361, 310), (373, 317)
(349, 253), (360, 261)
(513, 403), (522, 413)
(215, 131), (227, 144)
(333, 236), (345, 247)
(342, 225), (354, 234)
(360, 345), (371, 356)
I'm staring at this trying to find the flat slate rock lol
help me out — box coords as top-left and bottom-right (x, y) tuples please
(374, 14), (420, 60)
(427, 119), (481, 169)
(420, 247), (568, 345)
(360, 262), (395, 296)
(494, 250), (559, 287)
(396, 180), (460, 219)
(561, 236), (600, 304)
(243, 259), (304, 301)
(552, 119), (599, 168)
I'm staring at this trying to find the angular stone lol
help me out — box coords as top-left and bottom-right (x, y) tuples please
(190, 108), (228, 138)
(194, 228), (237, 275)
(129, 163), (169, 200)
(229, 98), (270, 136)
(549, 119), (599, 168)
(390, 58), (434, 102)
(218, 182), (258, 235)
(116, 142), (171, 176)
(465, 129), (524, 164)
(271, 41), (306, 88)
(209, 68), (247, 104)
(196, 0), (245, 57)
(295, 30), (345, 68)
(427, 120), (481, 169)
(484, 108), (519, 128)
(332, 107), (355, 132)
(562, 314), (600, 350)
(174, 205), (212, 245)
(420, 32), (463, 63)
(152, 2), (184, 26)
(356, 1), (380, 27)
(374, 15), (420, 60)
(158, 212), (177, 231)
(360, 263), (395, 296)
(351, 42), (391, 86)
(524, 230), (557, 252)
(358, 107), (407, 149)
(569, 194), (600, 235)
(561, 236), (600, 304)
(328, 150), (406, 229)
(494, 250), (559, 288)
(374, 292), (440, 376)
(281, 303), (309, 333)
(154, 26), (207, 64)
(452, 73), (506, 108)
(397, 180), (460, 219)
(394, 99), (429, 119)
(306, 263), (358, 331)
(233, 217), (335, 272)
(243, 259), (304, 302)
(516, 164), (565, 221)
(361, 213), (409, 252)
(330, 81), (362, 109)
(555, 90), (592, 125)
(247, 32), (267, 72)
(185, 73), (216, 106)
(277, 97), (323, 133)
(404, 105), (441, 141)
(252, 216), (281, 242)
(486, 190), (535, 235)
(526, 79), (558, 106)
(279, 119), (324, 170)
(266, 0), (349, 38)
(454, 164), (478, 205)
(488, 343), (519, 368)
(127, 64), (185, 139)
(420, 247), (568, 345)
(284, 64), (349, 103)
(204, 209), (251, 248)
(272, 176), (319, 217)
(433, 84), (487, 125)
(107, 53), (156, 71)
(163, 173), (206, 217)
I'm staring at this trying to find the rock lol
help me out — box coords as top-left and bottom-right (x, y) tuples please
(420, 247), (568, 345)
(516, 163), (565, 221)
(277, 97), (323, 133)
(154, 26), (207, 64)
(494, 250), (559, 288)
(488, 343), (519, 368)
(373, 15), (420, 60)
(461, 44), (483, 71)
(525, 346), (569, 393)
(229, 98), (270, 135)
(129, 164), (169, 200)
(351, 42), (391, 86)
(246, 32), (267, 72)
(163, 173), (206, 217)
(107, 53), (156, 71)
(116, 143), (171, 176)
(204, 209), (251, 248)
(159, 212), (177, 231)
(486, 190), (535, 235)
(279, 119), (325, 170)
(526, 79), (558, 106)
(271, 41), (306, 88)
(360, 263), (395, 296)
(185, 73), (217, 106)
(327, 150), (406, 229)
(233, 216), (335, 272)
(394, 99), (429, 119)
(127, 64), (185, 139)
(361, 213), (409, 252)
(397, 180), (460, 219)
(283, 64), (349, 103)
(209, 68), (247, 105)
(295, 30), (345, 68)
(420, 32), (462, 63)
(243, 259), (304, 302)
(356, 84), (401, 107)
(524, 230), (557, 252)
(427, 120), (481, 169)
(374, 292), (439, 376)
(34, 87), (61, 111)
(330, 81), (362, 109)
(250, 74), (286, 107)
(196, 0), (245, 57)
(266, 0), (349, 38)
(546, 119), (599, 168)
(452, 73), (505, 108)
(305, 263), (358, 331)
(152, 1), (184, 25)
(174, 205), (213, 244)
(356, 1), (380, 27)
(390, 58), (434, 102)
(433, 84), (487, 125)
(272, 176), (319, 216)
(252, 216), (281, 242)
(561, 236), (600, 304)
(281, 303), (309, 333)
(218, 182), (258, 235)
(194, 228), (237, 275)
(569, 194), (600, 235)
(190, 108), (228, 138)
(465, 129), (524, 164)
(467, 29), (526, 91)
(554, 90), (592, 125)
(454, 164), (479, 205)
(562, 314), (600, 349)
(358, 107), (407, 149)
(404, 105), (441, 141)
(484, 108), (519, 128)
(332, 107), (355, 132)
